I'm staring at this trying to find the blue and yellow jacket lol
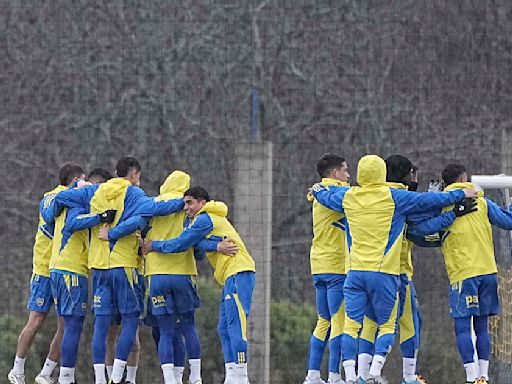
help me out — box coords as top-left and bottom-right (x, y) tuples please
(33, 185), (68, 277)
(312, 155), (466, 276)
(411, 182), (512, 284)
(45, 178), (184, 269)
(145, 171), (199, 276)
(307, 178), (349, 275)
(49, 207), (99, 276)
(152, 200), (256, 285)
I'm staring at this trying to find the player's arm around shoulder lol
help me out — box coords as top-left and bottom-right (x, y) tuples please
(146, 213), (214, 254)
(486, 197), (512, 230)
(310, 184), (348, 213)
(391, 187), (471, 215)
(67, 207), (100, 233)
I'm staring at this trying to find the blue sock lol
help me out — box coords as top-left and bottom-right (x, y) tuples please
(474, 316), (490, 360)
(61, 316), (84, 368)
(374, 333), (396, 357)
(308, 335), (327, 370)
(400, 337), (416, 359)
(454, 317), (474, 364)
(92, 314), (112, 364)
(358, 338), (375, 355)
(328, 334), (342, 373)
(173, 323), (186, 367)
(218, 303), (235, 364)
(180, 311), (201, 360)
(115, 313), (139, 361)
(156, 313), (176, 365)
(341, 333), (358, 362)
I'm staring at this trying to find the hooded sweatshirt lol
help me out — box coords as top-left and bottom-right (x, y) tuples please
(145, 171), (197, 276)
(441, 182), (496, 283)
(312, 155), (467, 275)
(33, 185), (68, 276)
(307, 178), (349, 274)
(152, 200), (256, 285)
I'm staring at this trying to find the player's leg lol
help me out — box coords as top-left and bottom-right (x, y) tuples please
(358, 315), (378, 382)
(218, 288), (236, 384)
(180, 311), (201, 383)
(151, 274), (177, 384)
(305, 275), (331, 384)
(105, 324), (120, 380)
(367, 272), (400, 383)
(449, 277), (480, 383)
(399, 279), (421, 384)
(224, 271), (255, 384)
(474, 273), (500, 382)
(9, 274), (53, 384)
(341, 271), (369, 383)
(36, 316), (64, 384)
(172, 322), (186, 384)
(51, 272), (88, 384)
(326, 274), (345, 384)
(125, 328), (140, 384)
(172, 275), (202, 384)
(125, 271), (146, 384)
(110, 268), (141, 384)
(91, 269), (114, 384)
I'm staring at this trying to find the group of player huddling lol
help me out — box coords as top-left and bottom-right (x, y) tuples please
(8, 156), (256, 384)
(303, 153), (512, 384)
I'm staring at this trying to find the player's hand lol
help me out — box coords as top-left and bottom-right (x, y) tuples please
(217, 237), (238, 256)
(99, 210), (116, 223)
(428, 180), (443, 192)
(98, 226), (110, 241)
(453, 198), (478, 217)
(76, 180), (92, 188)
(462, 188), (478, 199)
(142, 240), (153, 255)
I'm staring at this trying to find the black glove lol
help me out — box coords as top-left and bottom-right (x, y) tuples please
(453, 198), (478, 217)
(99, 210), (117, 223)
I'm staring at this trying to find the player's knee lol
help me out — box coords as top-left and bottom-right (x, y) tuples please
(473, 316), (489, 335)
(26, 312), (46, 333)
(312, 316), (330, 341)
(179, 311), (195, 326)
(454, 317), (472, 335)
(344, 316), (362, 339)
(107, 326), (118, 344)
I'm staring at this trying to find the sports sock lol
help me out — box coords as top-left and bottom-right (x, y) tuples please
(343, 360), (357, 382)
(189, 359), (201, 382)
(12, 356), (26, 375)
(464, 361), (478, 382)
(106, 366), (113, 379)
(39, 358), (58, 376)
(357, 353), (372, 380)
(307, 370), (321, 380)
(93, 363), (107, 384)
(59, 367), (75, 384)
(161, 363), (176, 384)
(173, 366), (184, 383)
(478, 359), (489, 381)
(369, 354), (386, 377)
(111, 358), (127, 383)
(403, 357), (417, 382)
(126, 365), (137, 383)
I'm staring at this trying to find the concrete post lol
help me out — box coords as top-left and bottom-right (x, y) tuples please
(234, 141), (272, 384)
